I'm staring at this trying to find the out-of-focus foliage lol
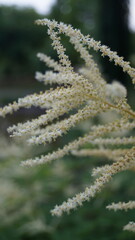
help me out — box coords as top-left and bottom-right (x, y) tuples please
(0, 6), (47, 87)
(50, 0), (99, 36)
(0, 131), (135, 240)
(99, 0), (130, 85)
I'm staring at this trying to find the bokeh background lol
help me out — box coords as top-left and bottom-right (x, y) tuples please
(0, 0), (135, 239)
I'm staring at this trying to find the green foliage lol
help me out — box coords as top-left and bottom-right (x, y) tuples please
(0, 6), (47, 85)
(50, 0), (99, 35)
(0, 138), (135, 240)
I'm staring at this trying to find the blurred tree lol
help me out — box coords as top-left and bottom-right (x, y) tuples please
(0, 6), (48, 87)
(99, 0), (130, 85)
(50, 0), (99, 35)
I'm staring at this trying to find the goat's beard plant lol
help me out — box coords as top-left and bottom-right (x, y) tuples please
(0, 18), (135, 232)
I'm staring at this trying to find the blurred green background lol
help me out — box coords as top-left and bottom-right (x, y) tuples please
(0, 0), (135, 239)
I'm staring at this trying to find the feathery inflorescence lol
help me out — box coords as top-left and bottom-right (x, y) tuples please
(0, 18), (135, 232)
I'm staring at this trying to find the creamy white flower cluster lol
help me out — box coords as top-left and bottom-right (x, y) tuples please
(124, 222), (135, 232)
(0, 19), (135, 231)
(107, 201), (135, 211)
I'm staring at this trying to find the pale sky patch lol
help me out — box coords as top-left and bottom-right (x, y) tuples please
(0, 0), (56, 14)
(0, 0), (135, 31)
(129, 0), (135, 31)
